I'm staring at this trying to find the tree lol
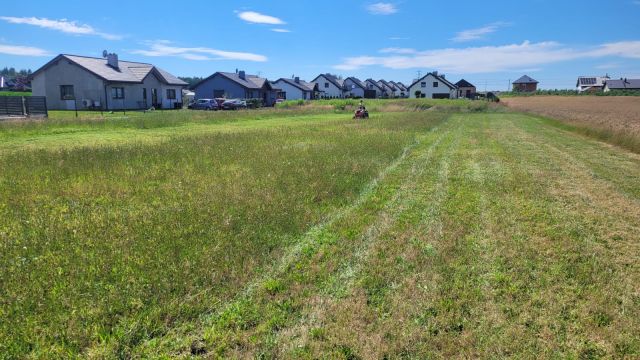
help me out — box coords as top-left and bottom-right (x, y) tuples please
(414, 90), (422, 98)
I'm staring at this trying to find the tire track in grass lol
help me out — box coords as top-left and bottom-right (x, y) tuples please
(129, 119), (451, 357)
(273, 117), (460, 357)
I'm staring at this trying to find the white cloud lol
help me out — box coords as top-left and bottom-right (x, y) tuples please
(131, 40), (267, 62)
(452, 22), (507, 42)
(333, 40), (640, 73)
(0, 43), (49, 56)
(0, 16), (122, 40)
(389, 36), (410, 40)
(379, 47), (418, 54)
(271, 28), (291, 33)
(237, 11), (285, 25)
(588, 41), (640, 58)
(366, 3), (398, 15)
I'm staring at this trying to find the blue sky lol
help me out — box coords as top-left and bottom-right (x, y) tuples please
(1, 0), (639, 90)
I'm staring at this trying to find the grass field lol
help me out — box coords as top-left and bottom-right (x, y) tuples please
(0, 91), (32, 97)
(1, 101), (639, 358)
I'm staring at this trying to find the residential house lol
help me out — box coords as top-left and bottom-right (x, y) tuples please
(272, 77), (318, 100)
(378, 80), (400, 98)
(376, 80), (394, 98)
(408, 72), (458, 99)
(576, 75), (610, 93)
(603, 78), (640, 92)
(343, 77), (367, 98)
(390, 81), (407, 98)
(312, 73), (345, 98)
(30, 53), (186, 110)
(512, 75), (538, 92)
(455, 79), (476, 99)
(193, 70), (277, 106)
(364, 79), (383, 98)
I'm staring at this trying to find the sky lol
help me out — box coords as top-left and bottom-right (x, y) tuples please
(1, 0), (639, 90)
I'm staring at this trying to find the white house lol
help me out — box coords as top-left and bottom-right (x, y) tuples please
(31, 53), (187, 110)
(379, 80), (400, 98)
(408, 72), (458, 99)
(343, 77), (367, 98)
(272, 77), (319, 100)
(311, 73), (344, 98)
(576, 75), (610, 93)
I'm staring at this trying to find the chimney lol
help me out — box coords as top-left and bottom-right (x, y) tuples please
(433, 71), (438, 76)
(294, 76), (300, 83)
(107, 53), (119, 69)
(441, 74), (446, 79)
(238, 70), (246, 80)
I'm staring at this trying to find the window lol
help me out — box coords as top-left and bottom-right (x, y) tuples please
(166, 89), (176, 99)
(213, 90), (225, 98)
(112, 87), (124, 99)
(143, 88), (147, 100)
(324, 82), (329, 88)
(421, 82), (426, 88)
(60, 85), (74, 100)
(433, 82), (439, 88)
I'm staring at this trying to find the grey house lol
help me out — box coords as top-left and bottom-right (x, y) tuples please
(343, 77), (367, 98)
(31, 53), (187, 110)
(272, 77), (318, 100)
(365, 79), (384, 98)
(192, 71), (277, 106)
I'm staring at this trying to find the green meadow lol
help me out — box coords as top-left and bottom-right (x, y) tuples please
(1, 101), (638, 358)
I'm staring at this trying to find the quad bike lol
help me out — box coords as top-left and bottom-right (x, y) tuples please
(353, 108), (369, 119)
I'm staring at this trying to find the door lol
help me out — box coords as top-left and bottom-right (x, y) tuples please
(151, 88), (158, 107)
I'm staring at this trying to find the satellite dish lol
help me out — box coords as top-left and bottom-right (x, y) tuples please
(102, 50), (108, 58)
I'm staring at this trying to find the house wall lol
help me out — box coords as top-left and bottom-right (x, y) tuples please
(273, 80), (306, 100)
(314, 75), (344, 98)
(343, 78), (365, 98)
(409, 74), (458, 99)
(194, 74), (247, 100)
(513, 83), (537, 92)
(104, 73), (183, 110)
(458, 86), (477, 98)
(364, 81), (382, 98)
(32, 58), (105, 110)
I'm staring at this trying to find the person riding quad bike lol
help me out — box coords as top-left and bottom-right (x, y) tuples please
(353, 103), (369, 119)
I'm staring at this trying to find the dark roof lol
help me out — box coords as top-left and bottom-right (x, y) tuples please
(365, 79), (383, 91)
(274, 77), (318, 92)
(389, 81), (406, 91)
(193, 72), (273, 91)
(395, 81), (408, 90)
(345, 77), (367, 90)
(311, 73), (344, 89)
(31, 54), (186, 85)
(378, 79), (397, 91)
(512, 75), (539, 84)
(455, 79), (475, 88)
(605, 79), (640, 90)
(408, 72), (458, 90)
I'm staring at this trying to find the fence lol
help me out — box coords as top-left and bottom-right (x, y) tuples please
(0, 96), (48, 118)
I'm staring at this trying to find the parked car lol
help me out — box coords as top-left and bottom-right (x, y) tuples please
(221, 99), (247, 110)
(275, 98), (285, 104)
(191, 99), (219, 110)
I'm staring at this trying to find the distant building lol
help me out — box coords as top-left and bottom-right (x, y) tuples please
(408, 72), (458, 99)
(603, 78), (640, 92)
(576, 75), (609, 93)
(311, 74), (345, 98)
(30, 53), (186, 110)
(192, 70), (277, 106)
(512, 75), (538, 92)
(455, 79), (476, 99)
(364, 79), (384, 98)
(272, 77), (318, 100)
(390, 81), (408, 98)
(343, 77), (367, 98)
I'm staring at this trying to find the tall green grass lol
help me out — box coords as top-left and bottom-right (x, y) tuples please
(0, 110), (446, 357)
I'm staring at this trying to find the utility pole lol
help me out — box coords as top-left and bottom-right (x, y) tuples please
(508, 79), (511, 91)
(416, 70), (422, 79)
